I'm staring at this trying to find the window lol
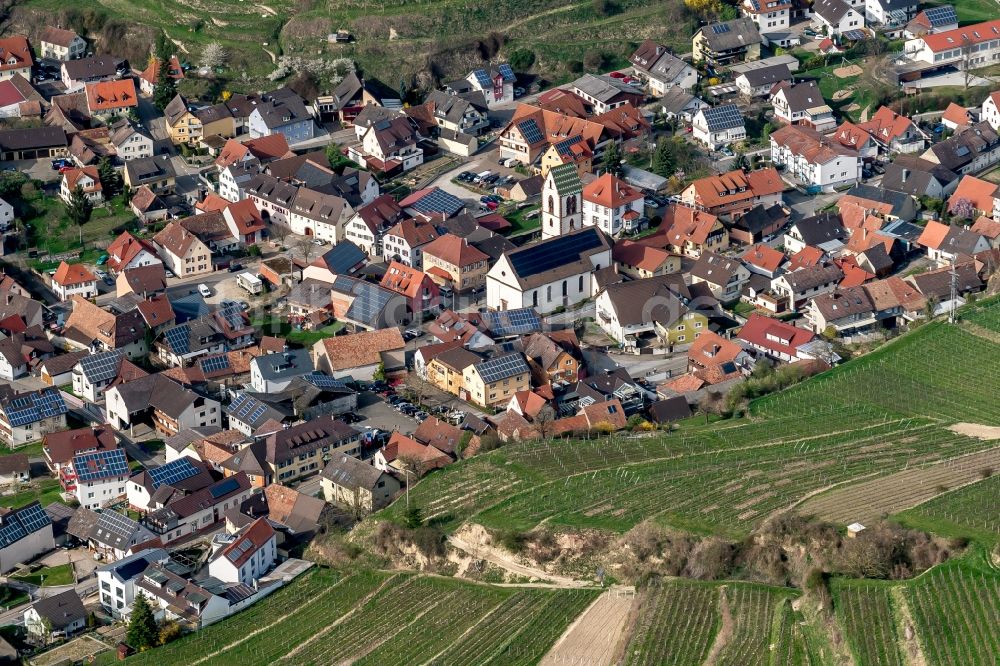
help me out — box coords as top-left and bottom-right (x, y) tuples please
(677, 335), (686, 342)
(548, 195), (555, 214)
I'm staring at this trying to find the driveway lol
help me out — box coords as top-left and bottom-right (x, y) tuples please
(357, 392), (419, 435)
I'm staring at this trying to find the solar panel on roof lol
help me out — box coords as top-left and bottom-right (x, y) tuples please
(712, 22), (731, 33)
(78, 350), (123, 383)
(96, 510), (139, 544)
(410, 189), (464, 216)
(217, 304), (246, 330)
(74, 448), (128, 483)
(209, 477), (241, 499)
(18, 504), (51, 534)
(476, 353), (529, 384)
(346, 283), (393, 327)
(200, 355), (231, 374)
(302, 373), (349, 391)
(508, 229), (604, 279)
(702, 104), (744, 131)
(248, 404), (266, 423)
(498, 64), (515, 81)
(163, 324), (191, 355)
(484, 308), (542, 337)
(472, 69), (491, 88)
(924, 5), (957, 25)
(4, 389), (67, 427)
(517, 119), (544, 145)
(841, 29), (866, 41)
(147, 458), (200, 490)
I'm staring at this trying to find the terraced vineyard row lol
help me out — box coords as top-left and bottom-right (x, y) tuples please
(833, 583), (905, 666)
(895, 475), (1000, 543)
(962, 299), (1000, 333)
(905, 561), (1000, 665)
(475, 422), (987, 536)
(623, 580), (719, 666)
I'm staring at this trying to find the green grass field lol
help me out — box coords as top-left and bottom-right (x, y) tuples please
(12, 563), (74, 587)
(0, 479), (64, 511)
(100, 567), (597, 665)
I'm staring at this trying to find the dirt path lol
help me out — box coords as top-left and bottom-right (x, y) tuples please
(704, 588), (734, 665)
(948, 422), (1000, 440)
(448, 529), (590, 588)
(891, 588), (928, 666)
(169, 38), (189, 55)
(960, 321), (1000, 344)
(539, 588), (637, 665)
(262, 47), (276, 64)
(506, 2), (580, 31)
(258, 3), (277, 15)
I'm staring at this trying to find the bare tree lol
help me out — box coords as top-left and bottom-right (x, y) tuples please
(698, 390), (723, 424)
(200, 42), (229, 70)
(294, 238), (316, 264)
(534, 406), (555, 440)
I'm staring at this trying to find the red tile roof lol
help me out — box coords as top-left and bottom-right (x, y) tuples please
(219, 517), (274, 568)
(139, 55), (184, 85)
(0, 37), (32, 73)
(737, 313), (815, 358)
(921, 19), (1000, 53)
(948, 175), (998, 214)
(85, 79), (137, 112)
(941, 102), (972, 127)
(107, 232), (158, 273)
(612, 239), (674, 272)
(917, 220), (951, 250)
(583, 173), (642, 209)
(787, 246), (824, 270)
(64, 166), (101, 194)
(224, 198), (266, 234)
(53, 261), (96, 287)
(858, 106), (914, 144)
(422, 233), (489, 268)
(741, 244), (785, 273)
(380, 261), (432, 299)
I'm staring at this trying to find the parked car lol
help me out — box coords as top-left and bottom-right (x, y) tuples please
(404, 328), (423, 339)
(514, 87), (525, 97)
(414, 411), (429, 421)
(198, 284), (213, 298)
(228, 262), (243, 272)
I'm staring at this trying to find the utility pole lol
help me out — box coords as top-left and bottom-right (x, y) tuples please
(949, 255), (958, 324)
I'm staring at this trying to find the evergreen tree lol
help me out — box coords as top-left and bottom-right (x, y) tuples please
(602, 142), (622, 177)
(66, 185), (93, 246)
(126, 593), (159, 651)
(97, 157), (121, 197)
(651, 139), (675, 178)
(153, 58), (178, 112)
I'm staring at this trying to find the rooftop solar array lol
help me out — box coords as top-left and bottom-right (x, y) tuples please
(408, 188), (464, 216)
(517, 119), (544, 145)
(471, 69), (492, 88)
(74, 448), (128, 483)
(0, 502), (51, 549)
(94, 510), (140, 546)
(346, 282), (394, 327)
(841, 29), (866, 41)
(475, 353), (530, 384)
(712, 22), (731, 33)
(217, 304), (246, 331)
(163, 323), (191, 355)
(78, 350), (124, 383)
(702, 104), (745, 131)
(209, 477), (241, 499)
(225, 537), (255, 562)
(924, 5), (957, 26)
(302, 372), (350, 391)
(147, 458), (201, 490)
(497, 64), (515, 81)
(509, 229), (603, 279)
(199, 354), (232, 374)
(483, 308), (542, 337)
(228, 392), (266, 421)
(4, 389), (68, 427)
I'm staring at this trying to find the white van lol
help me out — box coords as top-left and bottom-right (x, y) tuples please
(198, 284), (212, 298)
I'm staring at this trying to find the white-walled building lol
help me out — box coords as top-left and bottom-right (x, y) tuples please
(51, 262), (97, 300)
(982, 91), (1000, 131)
(72, 448), (129, 511)
(903, 18), (1000, 68)
(692, 105), (747, 150)
(770, 124), (862, 191)
(741, 0), (792, 34)
(0, 197), (13, 230)
(288, 188), (352, 244)
(487, 227), (612, 314)
(581, 173), (645, 237)
(541, 164), (583, 240)
(97, 548), (169, 617)
(0, 502), (54, 572)
(207, 517), (277, 586)
(249, 349), (314, 393)
(812, 0), (865, 35)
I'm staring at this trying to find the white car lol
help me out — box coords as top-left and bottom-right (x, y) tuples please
(198, 284), (212, 298)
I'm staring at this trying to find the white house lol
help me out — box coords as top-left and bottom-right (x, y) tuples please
(72, 350), (127, 403)
(0, 197), (13, 230)
(770, 81), (836, 132)
(351, 117), (423, 173)
(207, 517), (277, 586)
(812, 0), (865, 35)
(629, 41), (698, 94)
(218, 159), (260, 203)
(245, 174), (296, 227)
(770, 124), (862, 191)
(0, 502), (54, 572)
(741, 0), (792, 34)
(249, 349), (314, 393)
(60, 167), (103, 204)
(487, 227), (612, 314)
(581, 173), (645, 237)
(110, 119), (154, 161)
(902, 19), (1000, 69)
(25, 590), (86, 640)
(982, 91), (1000, 132)
(692, 105), (747, 150)
(97, 548), (170, 617)
(865, 0), (917, 27)
(39, 27), (87, 61)
(89, 509), (156, 561)
(0, 387), (68, 448)
(462, 64), (516, 108)
(382, 218), (439, 268)
(288, 188), (352, 244)
(51, 262), (97, 300)
(72, 448), (129, 511)
(105, 373), (222, 436)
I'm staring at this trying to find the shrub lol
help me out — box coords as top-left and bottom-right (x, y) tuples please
(508, 48), (535, 72)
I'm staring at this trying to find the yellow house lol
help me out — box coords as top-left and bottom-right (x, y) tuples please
(656, 311), (710, 346)
(153, 221), (213, 278)
(427, 347), (480, 398)
(462, 352), (531, 409)
(539, 138), (592, 178)
(421, 234), (490, 293)
(164, 93), (235, 146)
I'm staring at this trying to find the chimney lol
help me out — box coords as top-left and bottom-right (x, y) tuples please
(901, 168), (909, 183)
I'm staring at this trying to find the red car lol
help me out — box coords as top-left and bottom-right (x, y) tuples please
(609, 71), (626, 79)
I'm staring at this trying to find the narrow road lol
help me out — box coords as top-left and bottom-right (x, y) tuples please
(447, 534), (590, 588)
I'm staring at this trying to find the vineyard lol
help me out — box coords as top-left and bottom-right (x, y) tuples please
(383, 312), (1000, 539)
(895, 475), (1000, 544)
(99, 569), (597, 665)
(833, 582), (906, 666)
(622, 580), (804, 666)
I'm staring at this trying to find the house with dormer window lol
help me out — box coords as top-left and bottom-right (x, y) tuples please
(351, 117), (423, 174)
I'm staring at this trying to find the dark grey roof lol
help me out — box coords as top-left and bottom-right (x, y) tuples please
(425, 90), (486, 125)
(907, 262), (981, 298)
(881, 155), (959, 196)
(738, 63), (791, 88)
(859, 244), (893, 272)
(571, 74), (641, 104)
(253, 89), (311, 129)
(66, 507), (99, 541)
(813, 0), (854, 23)
(844, 184), (916, 220)
(124, 156), (175, 185)
(927, 122), (1000, 172)
(246, 173), (298, 207)
(811, 286), (874, 320)
(689, 252), (745, 285)
(96, 547), (168, 582)
(600, 274), (692, 327)
(732, 203), (787, 235)
(29, 590), (85, 629)
(790, 212), (846, 245)
(252, 349), (313, 382)
(330, 72), (363, 110)
(320, 454), (384, 491)
(0, 126), (68, 151)
(648, 396), (691, 423)
(112, 374), (204, 419)
(165, 426), (223, 453)
(90, 510), (144, 550)
(291, 187), (349, 224)
(62, 56), (125, 81)
(319, 240), (366, 274)
(698, 17), (762, 51)
(502, 227), (611, 290)
(783, 264), (845, 291)
(773, 81), (827, 113)
(76, 349), (124, 384)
